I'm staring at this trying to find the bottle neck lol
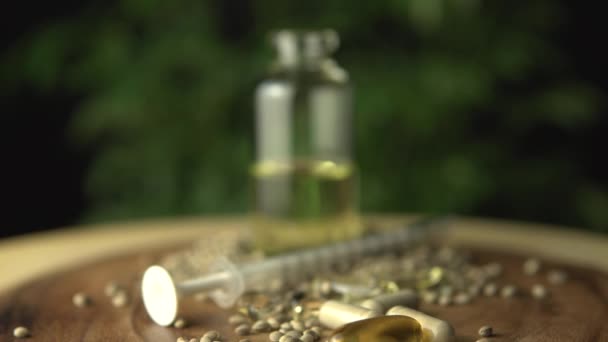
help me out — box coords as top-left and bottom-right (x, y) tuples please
(272, 30), (338, 71)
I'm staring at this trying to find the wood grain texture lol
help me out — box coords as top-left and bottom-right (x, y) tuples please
(0, 217), (607, 341)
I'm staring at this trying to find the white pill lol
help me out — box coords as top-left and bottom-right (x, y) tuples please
(319, 300), (381, 329)
(387, 305), (455, 342)
(359, 289), (419, 313)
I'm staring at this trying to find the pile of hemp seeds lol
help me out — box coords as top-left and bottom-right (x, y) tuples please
(157, 232), (568, 342)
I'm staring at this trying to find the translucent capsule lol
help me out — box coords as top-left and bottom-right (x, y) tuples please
(387, 306), (455, 342)
(359, 289), (419, 313)
(329, 315), (423, 342)
(319, 300), (382, 329)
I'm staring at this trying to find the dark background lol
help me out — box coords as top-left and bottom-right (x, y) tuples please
(1, 0), (607, 238)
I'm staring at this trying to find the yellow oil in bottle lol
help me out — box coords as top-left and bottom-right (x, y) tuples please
(251, 159), (361, 254)
(328, 315), (425, 342)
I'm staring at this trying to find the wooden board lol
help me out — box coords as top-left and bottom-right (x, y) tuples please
(1, 216), (607, 341)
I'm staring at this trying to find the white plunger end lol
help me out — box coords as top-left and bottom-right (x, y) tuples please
(142, 265), (178, 326)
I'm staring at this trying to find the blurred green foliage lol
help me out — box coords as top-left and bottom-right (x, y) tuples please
(2, 0), (607, 230)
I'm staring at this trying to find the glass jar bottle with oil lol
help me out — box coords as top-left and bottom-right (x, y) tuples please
(252, 29), (361, 254)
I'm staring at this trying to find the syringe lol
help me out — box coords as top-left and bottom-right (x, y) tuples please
(141, 217), (449, 326)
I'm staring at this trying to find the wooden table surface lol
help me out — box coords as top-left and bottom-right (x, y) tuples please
(0, 215), (607, 341)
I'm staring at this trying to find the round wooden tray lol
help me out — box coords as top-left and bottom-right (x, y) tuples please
(1, 216), (607, 341)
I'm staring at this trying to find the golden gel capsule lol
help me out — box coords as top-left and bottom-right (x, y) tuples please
(329, 315), (423, 342)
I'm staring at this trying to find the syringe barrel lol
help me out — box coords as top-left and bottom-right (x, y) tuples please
(236, 217), (444, 292)
(206, 217), (447, 307)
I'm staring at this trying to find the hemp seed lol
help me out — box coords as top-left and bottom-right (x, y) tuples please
(267, 317), (281, 329)
(285, 330), (302, 339)
(104, 281), (120, 296)
(523, 258), (541, 275)
(290, 319), (304, 331)
(422, 290), (438, 304)
(303, 329), (319, 340)
(310, 326), (323, 336)
(229, 314), (249, 325)
(252, 320), (270, 332)
(269, 331), (283, 341)
(279, 336), (299, 342)
(13, 326), (29, 338)
(483, 283), (497, 296)
(173, 318), (187, 329)
(454, 292), (471, 305)
(478, 325), (493, 337)
(501, 285), (517, 298)
(202, 330), (220, 340)
(438, 295), (452, 306)
(484, 263), (503, 278)
(468, 284), (481, 297)
(234, 323), (250, 336)
(112, 290), (129, 307)
(301, 333), (315, 342)
(304, 317), (318, 328)
(547, 269), (568, 285)
(531, 284), (548, 299)
(72, 292), (91, 307)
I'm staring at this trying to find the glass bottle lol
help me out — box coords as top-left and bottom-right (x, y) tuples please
(251, 29), (361, 254)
